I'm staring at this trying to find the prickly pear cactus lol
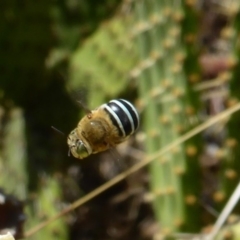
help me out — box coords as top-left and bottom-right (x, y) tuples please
(0, 107), (27, 199)
(68, 17), (138, 108)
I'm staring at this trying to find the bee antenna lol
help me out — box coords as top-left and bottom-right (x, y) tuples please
(51, 126), (65, 136)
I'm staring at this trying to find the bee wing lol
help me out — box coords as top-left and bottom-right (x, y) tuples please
(76, 100), (92, 114)
(66, 88), (92, 114)
(108, 147), (121, 162)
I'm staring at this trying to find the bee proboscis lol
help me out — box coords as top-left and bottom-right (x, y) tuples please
(67, 99), (140, 159)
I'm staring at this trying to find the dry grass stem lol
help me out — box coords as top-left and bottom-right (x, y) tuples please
(24, 102), (240, 238)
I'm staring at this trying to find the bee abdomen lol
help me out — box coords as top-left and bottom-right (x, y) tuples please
(101, 99), (139, 137)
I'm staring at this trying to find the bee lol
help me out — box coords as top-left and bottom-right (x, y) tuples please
(67, 99), (140, 159)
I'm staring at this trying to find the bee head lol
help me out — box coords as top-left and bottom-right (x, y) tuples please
(67, 129), (92, 159)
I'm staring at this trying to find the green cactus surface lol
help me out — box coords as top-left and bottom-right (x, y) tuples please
(132, 0), (202, 235)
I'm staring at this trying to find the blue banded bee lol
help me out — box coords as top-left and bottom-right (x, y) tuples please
(67, 99), (140, 159)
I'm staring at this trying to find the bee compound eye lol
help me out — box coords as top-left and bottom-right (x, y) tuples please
(76, 140), (90, 159)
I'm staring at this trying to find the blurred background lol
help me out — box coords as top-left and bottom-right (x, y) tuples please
(0, 0), (240, 239)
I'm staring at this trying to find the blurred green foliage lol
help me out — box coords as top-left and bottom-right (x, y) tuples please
(0, 0), (240, 239)
(68, 17), (138, 107)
